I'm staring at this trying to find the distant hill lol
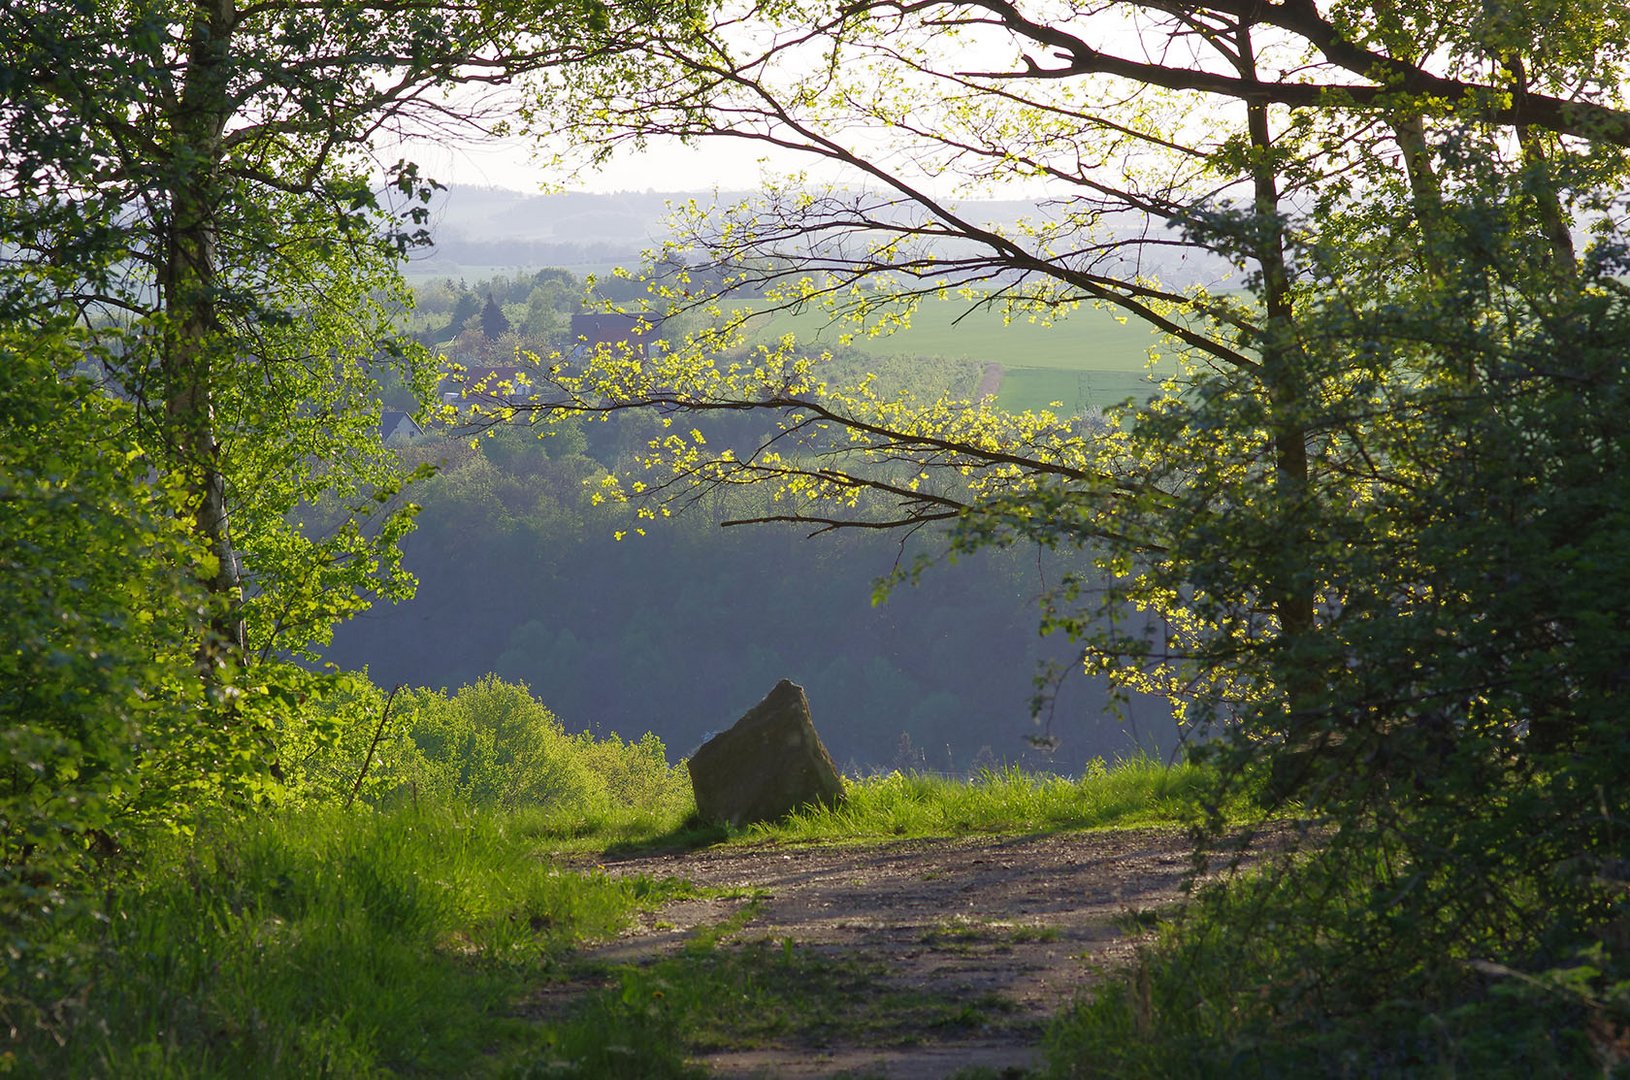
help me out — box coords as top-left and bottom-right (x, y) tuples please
(402, 185), (1232, 285)
(397, 186), (704, 275)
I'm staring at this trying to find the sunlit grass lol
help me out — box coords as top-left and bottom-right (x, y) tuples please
(14, 804), (696, 1077)
(492, 748), (1225, 856)
(506, 797), (698, 855)
(746, 757), (1228, 845)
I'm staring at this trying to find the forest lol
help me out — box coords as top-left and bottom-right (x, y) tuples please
(4, 0), (1630, 1073)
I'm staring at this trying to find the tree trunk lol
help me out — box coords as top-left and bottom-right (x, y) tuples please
(1239, 24), (1320, 774)
(1507, 55), (1578, 279)
(163, 0), (245, 666)
(1392, 112), (1448, 279)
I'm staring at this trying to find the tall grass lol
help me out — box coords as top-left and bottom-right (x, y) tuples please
(4, 803), (698, 1077)
(749, 756), (1228, 844)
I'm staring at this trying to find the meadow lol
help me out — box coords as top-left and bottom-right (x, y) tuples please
(742, 296), (1172, 416)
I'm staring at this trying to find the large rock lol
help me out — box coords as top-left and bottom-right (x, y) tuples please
(687, 680), (846, 826)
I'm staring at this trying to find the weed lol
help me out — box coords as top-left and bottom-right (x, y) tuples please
(1112, 907), (1165, 934)
(1009, 925), (1063, 944)
(922, 917), (1062, 953)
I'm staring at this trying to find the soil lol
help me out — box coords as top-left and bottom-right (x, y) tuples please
(542, 828), (1270, 1079)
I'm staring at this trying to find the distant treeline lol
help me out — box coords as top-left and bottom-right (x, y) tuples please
(404, 264), (762, 357)
(415, 238), (636, 272)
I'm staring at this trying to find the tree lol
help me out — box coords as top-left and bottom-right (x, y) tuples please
(507, 0), (1630, 1019)
(482, 294), (515, 339)
(443, 287), (485, 341)
(0, 0), (633, 752)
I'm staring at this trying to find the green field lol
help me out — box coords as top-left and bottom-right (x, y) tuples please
(746, 296), (1170, 416)
(994, 367), (1163, 415)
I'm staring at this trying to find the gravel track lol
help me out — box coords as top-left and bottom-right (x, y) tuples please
(545, 828), (1242, 1078)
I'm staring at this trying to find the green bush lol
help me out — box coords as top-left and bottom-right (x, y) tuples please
(289, 675), (694, 831)
(1044, 852), (1630, 1078)
(399, 676), (609, 810)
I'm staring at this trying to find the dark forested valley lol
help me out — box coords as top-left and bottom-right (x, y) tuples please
(323, 410), (1174, 772)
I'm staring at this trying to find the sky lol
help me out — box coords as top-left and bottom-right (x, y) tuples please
(385, 129), (795, 195)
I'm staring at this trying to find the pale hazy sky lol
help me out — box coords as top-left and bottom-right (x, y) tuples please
(373, 17), (1069, 198)
(386, 126), (818, 195)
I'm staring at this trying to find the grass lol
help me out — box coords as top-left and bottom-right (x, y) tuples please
(7, 755), (1223, 1076)
(524, 936), (1027, 1078)
(747, 295), (1164, 372)
(506, 797), (701, 856)
(921, 915), (1063, 953)
(542, 756), (1227, 859)
(6, 803), (701, 1077)
(993, 366), (1163, 416)
(741, 294), (1177, 418)
(740, 757), (1226, 846)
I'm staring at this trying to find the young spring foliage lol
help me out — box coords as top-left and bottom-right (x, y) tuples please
(0, 0), (668, 710)
(0, 0), (699, 1045)
(501, 0), (1630, 1043)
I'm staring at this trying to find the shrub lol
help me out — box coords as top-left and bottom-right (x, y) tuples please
(290, 675), (693, 830)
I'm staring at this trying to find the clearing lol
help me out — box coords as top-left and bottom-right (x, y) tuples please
(540, 827), (1263, 1079)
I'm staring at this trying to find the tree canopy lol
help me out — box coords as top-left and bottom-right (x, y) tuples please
(0, 0), (635, 664)
(0, 0), (672, 947)
(500, 0), (1630, 1016)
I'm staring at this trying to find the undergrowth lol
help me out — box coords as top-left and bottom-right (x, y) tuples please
(1043, 844), (1630, 1078)
(1, 804), (696, 1077)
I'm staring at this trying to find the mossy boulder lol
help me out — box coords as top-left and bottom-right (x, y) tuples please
(687, 680), (846, 826)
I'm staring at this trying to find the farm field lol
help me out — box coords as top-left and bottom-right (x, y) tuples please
(996, 366), (1163, 415)
(744, 295), (1173, 416)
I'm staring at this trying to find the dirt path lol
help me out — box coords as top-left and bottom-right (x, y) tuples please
(560, 828), (1229, 1078)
